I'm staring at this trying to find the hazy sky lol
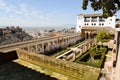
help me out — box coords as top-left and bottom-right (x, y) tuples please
(0, 0), (119, 26)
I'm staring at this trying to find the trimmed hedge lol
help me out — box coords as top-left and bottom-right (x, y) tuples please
(75, 45), (108, 68)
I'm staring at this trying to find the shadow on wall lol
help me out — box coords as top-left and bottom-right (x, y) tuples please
(0, 61), (57, 80)
(0, 51), (18, 64)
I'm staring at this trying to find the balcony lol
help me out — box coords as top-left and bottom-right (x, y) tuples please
(84, 17), (90, 22)
(91, 17), (97, 22)
(99, 17), (105, 22)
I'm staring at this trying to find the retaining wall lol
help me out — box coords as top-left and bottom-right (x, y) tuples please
(16, 49), (100, 80)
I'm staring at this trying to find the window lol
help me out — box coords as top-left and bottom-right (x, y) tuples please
(94, 23), (96, 25)
(99, 17), (105, 22)
(110, 19), (112, 21)
(91, 23), (93, 25)
(91, 17), (97, 22)
(84, 17), (90, 22)
(99, 23), (101, 26)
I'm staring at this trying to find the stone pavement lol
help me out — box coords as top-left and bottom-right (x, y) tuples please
(114, 44), (120, 80)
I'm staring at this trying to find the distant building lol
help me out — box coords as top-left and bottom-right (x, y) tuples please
(76, 13), (116, 32)
(0, 28), (3, 36)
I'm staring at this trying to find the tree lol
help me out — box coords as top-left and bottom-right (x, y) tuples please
(82, 0), (120, 18)
(96, 30), (110, 46)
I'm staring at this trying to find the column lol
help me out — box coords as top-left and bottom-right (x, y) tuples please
(88, 32), (91, 39)
(97, 17), (99, 22)
(27, 46), (30, 52)
(90, 17), (92, 24)
(41, 43), (44, 53)
(47, 42), (50, 51)
(85, 31), (88, 39)
(55, 41), (59, 48)
(35, 44), (38, 53)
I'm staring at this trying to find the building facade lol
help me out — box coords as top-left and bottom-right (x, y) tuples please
(76, 13), (116, 32)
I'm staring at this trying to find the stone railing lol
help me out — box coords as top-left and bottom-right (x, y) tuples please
(16, 49), (100, 80)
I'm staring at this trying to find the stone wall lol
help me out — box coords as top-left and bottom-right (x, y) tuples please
(16, 49), (100, 80)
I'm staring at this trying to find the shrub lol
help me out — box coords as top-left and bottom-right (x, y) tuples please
(75, 45), (107, 68)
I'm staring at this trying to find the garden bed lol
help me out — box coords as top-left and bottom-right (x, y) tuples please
(75, 45), (108, 68)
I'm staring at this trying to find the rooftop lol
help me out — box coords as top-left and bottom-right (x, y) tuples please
(77, 13), (103, 17)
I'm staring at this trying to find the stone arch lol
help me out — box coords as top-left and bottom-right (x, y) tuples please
(37, 44), (42, 52)
(44, 43), (48, 52)
(30, 45), (36, 53)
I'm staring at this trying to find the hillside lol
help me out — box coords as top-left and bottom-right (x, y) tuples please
(0, 26), (33, 45)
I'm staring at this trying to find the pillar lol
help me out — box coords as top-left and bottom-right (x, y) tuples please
(55, 40), (58, 48)
(37, 44), (42, 54)
(46, 43), (49, 51)
(97, 17), (99, 22)
(35, 44), (38, 53)
(85, 31), (88, 39)
(27, 46), (30, 52)
(41, 43), (44, 53)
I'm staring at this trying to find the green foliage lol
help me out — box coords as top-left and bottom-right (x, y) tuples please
(82, 0), (120, 18)
(75, 45), (107, 68)
(96, 30), (110, 45)
(89, 49), (96, 60)
(82, 0), (88, 10)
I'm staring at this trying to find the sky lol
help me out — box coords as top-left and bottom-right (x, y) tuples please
(0, 0), (119, 27)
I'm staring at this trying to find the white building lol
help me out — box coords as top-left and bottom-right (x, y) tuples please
(76, 13), (116, 32)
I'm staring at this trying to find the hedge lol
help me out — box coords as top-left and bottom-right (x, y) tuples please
(75, 45), (108, 68)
